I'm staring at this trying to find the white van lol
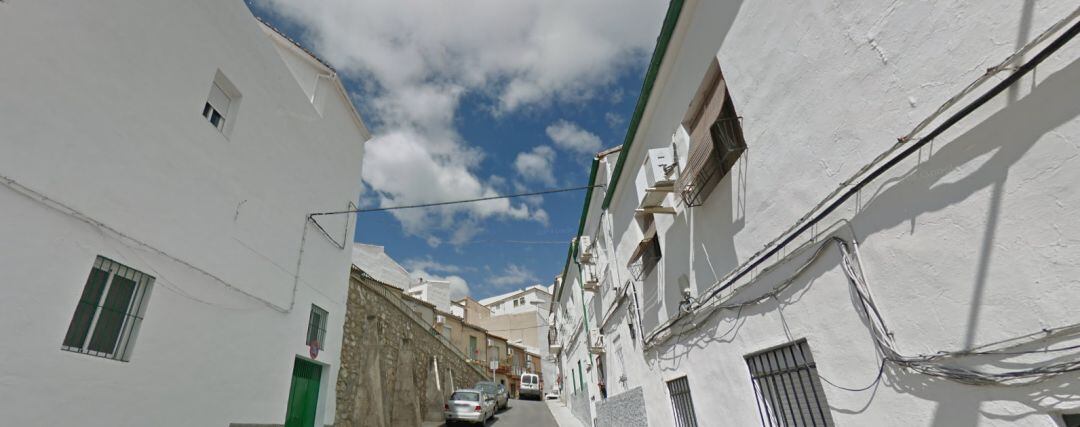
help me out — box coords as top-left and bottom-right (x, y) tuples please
(519, 373), (542, 400)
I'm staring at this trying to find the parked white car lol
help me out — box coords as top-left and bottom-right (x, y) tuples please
(519, 373), (542, 400)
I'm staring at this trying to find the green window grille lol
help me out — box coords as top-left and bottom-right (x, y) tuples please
(62, 256), (154, 361)
(307, 305), (328, 349)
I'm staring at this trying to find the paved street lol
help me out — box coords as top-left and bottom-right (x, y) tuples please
(436, 398), (559, 427)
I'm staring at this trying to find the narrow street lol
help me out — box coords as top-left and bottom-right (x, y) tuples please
(5, 0), (1080, 426)
(434, 399), (560, 427)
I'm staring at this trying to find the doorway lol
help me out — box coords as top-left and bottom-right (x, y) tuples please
(285, 357), (322, 427)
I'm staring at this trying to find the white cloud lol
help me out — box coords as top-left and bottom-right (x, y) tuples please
(404, 257), (465, 274)
(256, 0), (666, 241)
(604, 112), (625, 129)
(546, 120), (603, 155)
(488, 264), (540, 288)
(514, 145), (557, 186)
(362, 130), (547, 242)
(408, 269), (471, 300)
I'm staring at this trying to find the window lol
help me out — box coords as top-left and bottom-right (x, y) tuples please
(443, 326), (453, 341)
(513, 299), (519, 307)
(667, 376), (699, 427)
(62, 256), (154, 361)
(307, 305), (328, 349)
(469, 336), (478, 359)
(1064, 414), (1080, 427)
(202, 83), (230, 131)
(201, 70), (241, 136)
(745, 339), (834, 426)
(677, 59), (746, 207)
(628, 215), (662, 280)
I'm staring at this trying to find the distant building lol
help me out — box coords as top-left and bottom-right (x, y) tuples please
(351, 243), (414, 290)
(480, 284), (553, 315)
(0, 2), (369, 426)
(407, 279), (452, 313)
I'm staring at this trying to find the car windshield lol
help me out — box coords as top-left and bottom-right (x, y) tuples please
(524, 376), (537, 384)
(474, 383), (498, 393)
(451, 391), (480, 402)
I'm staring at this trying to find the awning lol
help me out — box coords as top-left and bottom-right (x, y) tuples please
(627, 222), (657, 266)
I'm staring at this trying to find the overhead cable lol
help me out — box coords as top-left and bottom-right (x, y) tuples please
(309, 185), (604, 217)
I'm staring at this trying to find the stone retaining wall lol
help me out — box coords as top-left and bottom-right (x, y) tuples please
(335, 269), (488, 427)
(594, 386), (649, 427)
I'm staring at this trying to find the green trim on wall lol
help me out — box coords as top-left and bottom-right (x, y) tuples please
(601, 0), (686, 210)
(555, 0), (686, 304)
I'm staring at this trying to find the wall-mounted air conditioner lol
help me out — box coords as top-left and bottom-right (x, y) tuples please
(589, 329), (605, 354)
(637, 146), (678, 215)
(578, 236), (594, 264)
(583, 274), (600, 292)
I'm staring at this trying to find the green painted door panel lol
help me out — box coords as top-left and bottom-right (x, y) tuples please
(285, 358), (322, 427)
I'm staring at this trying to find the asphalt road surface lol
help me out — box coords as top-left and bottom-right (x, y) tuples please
(442, 398), (558, 427)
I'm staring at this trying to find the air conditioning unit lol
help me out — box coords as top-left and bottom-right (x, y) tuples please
(549, 343), (563, 354)
(638, 147), (678, 215)
(646, 147), (678, 188)
(436, 314), (446, 324)
(589, 331), (605, 354)
(583, 274), (600, 292)
(578, 236), (594, 264)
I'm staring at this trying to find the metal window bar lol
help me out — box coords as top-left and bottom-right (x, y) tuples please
(61, 256), (153, 362)
(307, 305), (328, 349)
(667, 376), (699, 427)
(745, 339), (833, 426)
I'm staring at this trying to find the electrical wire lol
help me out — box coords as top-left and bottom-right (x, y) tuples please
(693, 9), (1080, 315)
(631, 10), (1080, 351)
(645, 234), (1080, 387)
(309, 185), (604, 217)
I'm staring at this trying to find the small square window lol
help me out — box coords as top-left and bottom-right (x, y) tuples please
(202, 71), (241, 136)
(203, 83), (231, 131)
(306, 305), (327, 349)
(62, 256), (154, 362)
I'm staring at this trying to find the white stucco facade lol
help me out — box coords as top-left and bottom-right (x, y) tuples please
(0, 1), (368, 426)
(481, 285), (553, 316)
(408, 280), (452, 313)
(552, 1), (1080, 426)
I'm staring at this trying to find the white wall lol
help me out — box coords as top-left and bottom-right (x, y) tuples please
(0, 1), (367, 426)
(410, 280), (451, 313)
(564, 0), (1080, 426)
(485, 286), (553, 316)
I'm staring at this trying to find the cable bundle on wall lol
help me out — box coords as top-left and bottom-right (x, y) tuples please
(649, 235), (1080, 387)
(839, 238), (1080, 387)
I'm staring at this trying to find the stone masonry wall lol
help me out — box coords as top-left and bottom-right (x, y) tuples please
(569, 388), (593, 427)
(336, 270), (488, 427)
(594, 386), (649, 427)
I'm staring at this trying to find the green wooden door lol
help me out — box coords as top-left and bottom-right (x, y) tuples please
(285, 358), (322, 427)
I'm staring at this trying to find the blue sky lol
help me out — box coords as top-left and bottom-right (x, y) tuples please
(247, 0), (668, 299)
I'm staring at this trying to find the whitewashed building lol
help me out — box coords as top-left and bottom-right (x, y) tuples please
(481, 284), (553, 316)
(0, 1), (369, 426)
(407, 280), (452, 313)
(551, 1), (1080, 426)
